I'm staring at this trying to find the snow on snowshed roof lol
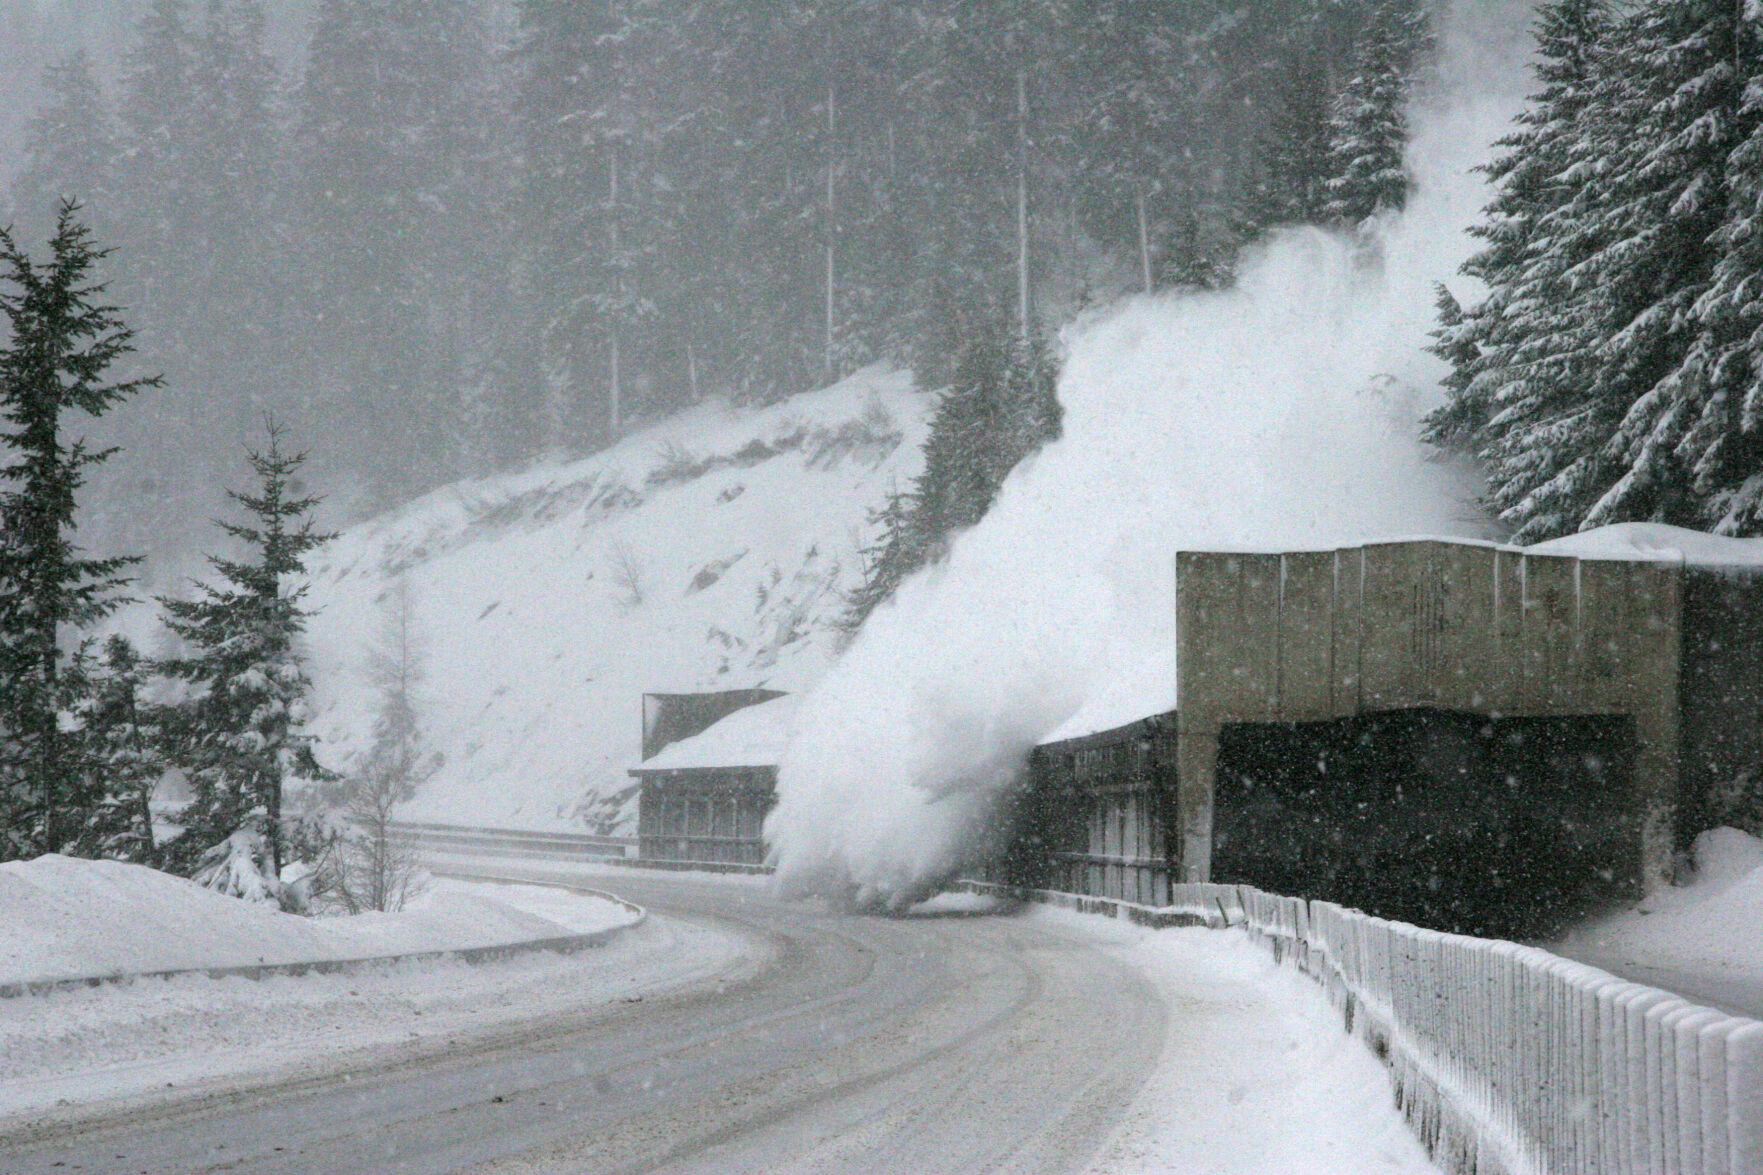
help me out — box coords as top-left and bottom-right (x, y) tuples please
(1188, 524), (1763, 567)
(633, 694), (800, 772)
(1527, 522), (1763, 568)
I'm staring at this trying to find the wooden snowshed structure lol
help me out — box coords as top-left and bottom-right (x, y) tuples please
(630, 690), (790, 866)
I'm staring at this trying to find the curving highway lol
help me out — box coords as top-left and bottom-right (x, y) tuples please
(0, 869), (1169, 1175)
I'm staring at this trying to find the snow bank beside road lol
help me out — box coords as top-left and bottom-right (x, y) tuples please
(0, 911), (756, 1122)
(0, 855), (634, 989)
(1557, 827), (1763, 1006)
(1044, 911), (1439, 1175)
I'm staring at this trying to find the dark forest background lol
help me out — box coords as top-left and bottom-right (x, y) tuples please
(2, 0), (1413, 575)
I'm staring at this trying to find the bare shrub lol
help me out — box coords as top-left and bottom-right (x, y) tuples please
(607, 538), (646, 609)
(333, 762), (425, 914)
(332, 576), (435, 913)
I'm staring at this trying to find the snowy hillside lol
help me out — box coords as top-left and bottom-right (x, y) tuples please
(300, 369), (929, 833)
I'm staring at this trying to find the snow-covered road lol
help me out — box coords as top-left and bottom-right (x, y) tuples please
(0, 868), (1435, 1174)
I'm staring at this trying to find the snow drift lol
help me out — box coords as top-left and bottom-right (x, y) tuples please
(766, 3), (1537, 908)
(1559, 826), (1763, 994)
(0, 855), (632, 987)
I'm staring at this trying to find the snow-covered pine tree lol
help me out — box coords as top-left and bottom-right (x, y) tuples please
(72, 635), (162, 861)
(159, 422), (334, 877)
(1562, 2), (1757, 533)
(181, 1), (286, 405)
(1684, 8), (1763, 534)
(845, 315), (1062, 630)
(361, 576), (435, 800)
(492, 0), (619, 466)
(1246, 61), (1335, 232)
(912, 322), (1016, 548)
(188, 820), (283, 903)
(842, 485), (920, 635)
(297, 0), (492, 503)
(0, 206), (157, 862)
(1425, 283), (1481, 450)
(1470, 1), (1758, 540)
(1321, 0), (1433, 228)
(1061, 0), (1229, 292)
(896, 2), (1057, 388)
(1425, 0), (1615, 534)
(94, 0), (297, 569)
(9, 53), (116, 251)
(112, 0), (197, 368)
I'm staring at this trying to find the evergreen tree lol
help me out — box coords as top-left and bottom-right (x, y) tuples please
(361, 576), (434, 798)
(1425, 283), (1482, 450)
(1440, 0), (1763, 540)
(113, 0), (197, 366)
(159, 422), (334, 875)
(512, 0), (667, 446)
(1683, 9), (1763, 534)
(845, 316), (1062, 630)
(9, 53), (115, 250)
(1322, 0), (1433, 228)
(841, 485), (921, 636)
(72, 635), (163, 861)
(98, 0), (294, 568)
(1063, 0), (1227, 291)
(1426, 0), (1616, 538)
(297, 0), (492, 502)
(0, 205), (157, 861)
(1246, 61), (1335, 231)
(1560, 1), (1753, 533)
(181, 1), (286, 413)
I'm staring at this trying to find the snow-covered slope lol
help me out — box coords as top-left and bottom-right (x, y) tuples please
(300, 368), (929, 833)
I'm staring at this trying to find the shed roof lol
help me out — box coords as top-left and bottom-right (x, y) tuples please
(633, 694), (798, 772)
(1528, 523), (1763, 567)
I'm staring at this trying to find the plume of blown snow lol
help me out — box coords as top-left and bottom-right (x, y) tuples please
(767, 1), (1538, 909)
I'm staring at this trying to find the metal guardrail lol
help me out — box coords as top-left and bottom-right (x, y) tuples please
(389, 820), (637, 862)
(396, 821), (773, 875)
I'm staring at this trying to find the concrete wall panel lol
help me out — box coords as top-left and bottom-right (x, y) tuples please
(1278, 550), (1337, 721)
(1331, 549), (1365, 715)
(1176, 539), (1688, 893)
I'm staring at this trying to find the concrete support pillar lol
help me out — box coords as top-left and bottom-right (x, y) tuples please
(1175, 722), (1216, 882)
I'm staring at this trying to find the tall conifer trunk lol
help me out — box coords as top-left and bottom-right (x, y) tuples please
(1016, 69), (1031, 340)
(608, 147), (622, 433)
(1136, 184), (1153, 294)
(825, 83), (838, 383)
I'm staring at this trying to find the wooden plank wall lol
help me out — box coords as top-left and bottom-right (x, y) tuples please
(1176, 541), (1683, 892)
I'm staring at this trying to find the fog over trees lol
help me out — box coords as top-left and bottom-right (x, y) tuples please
(2, 0), (1419, 575)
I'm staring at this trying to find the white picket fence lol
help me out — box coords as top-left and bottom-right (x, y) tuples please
(1159, 883), (1763, 1175)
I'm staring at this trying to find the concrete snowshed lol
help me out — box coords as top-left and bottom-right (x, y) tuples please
(1172, 535), (1763, 904)
(1003, 530), (1763, 936)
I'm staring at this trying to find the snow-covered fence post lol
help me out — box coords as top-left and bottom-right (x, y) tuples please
(1731, 1023), (1763, 1173)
